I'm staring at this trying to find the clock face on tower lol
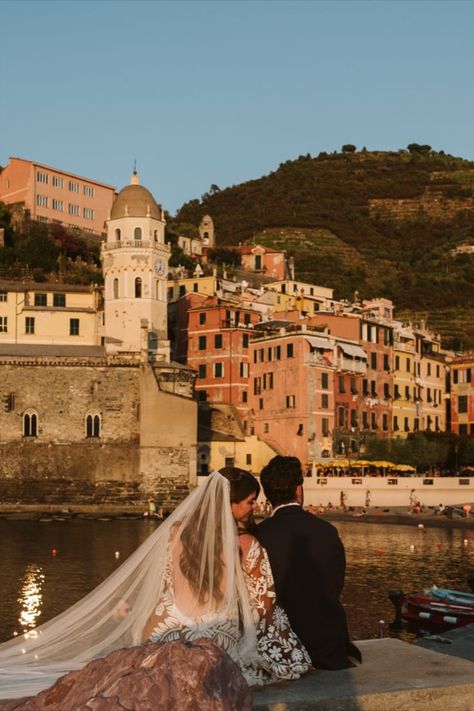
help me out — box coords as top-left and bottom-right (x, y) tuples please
(154, 259), (165, 276)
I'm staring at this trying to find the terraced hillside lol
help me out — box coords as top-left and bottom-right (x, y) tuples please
(176, 149), (474, 348)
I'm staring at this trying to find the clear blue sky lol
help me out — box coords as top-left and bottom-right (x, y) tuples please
(1, 0), (473, 214)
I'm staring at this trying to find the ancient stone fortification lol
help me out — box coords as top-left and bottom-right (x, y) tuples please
(0, 355), (197, 508)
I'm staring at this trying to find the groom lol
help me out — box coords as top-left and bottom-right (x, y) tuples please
(256, 455), (361, 670)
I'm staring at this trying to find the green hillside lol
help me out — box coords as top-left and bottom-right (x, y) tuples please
(176, 149), (474, 348)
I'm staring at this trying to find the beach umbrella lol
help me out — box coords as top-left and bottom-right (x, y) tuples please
(395, 464), (416, 473)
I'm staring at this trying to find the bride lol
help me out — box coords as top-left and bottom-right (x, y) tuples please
(0, 470), (311, 699)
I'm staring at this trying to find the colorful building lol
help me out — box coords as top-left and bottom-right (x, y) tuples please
(0, 157), (115, 236)
(0, 281), (102, 347)
(248, 324), (336, 468)
(187, 296), (260, 422)
(449, 355), (474, 435)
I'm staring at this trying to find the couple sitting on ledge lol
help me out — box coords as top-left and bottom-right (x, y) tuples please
(0, 456), (361, 699)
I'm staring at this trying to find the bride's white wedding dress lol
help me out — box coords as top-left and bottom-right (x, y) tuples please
(0, 472), (310, 699)
(145, 536), (311, 685)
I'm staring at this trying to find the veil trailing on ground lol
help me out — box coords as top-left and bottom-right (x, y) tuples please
(0, 472), (257, 700)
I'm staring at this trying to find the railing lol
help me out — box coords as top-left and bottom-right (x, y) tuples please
(337, 357), (367, 374)
(102, 240), (155, 250)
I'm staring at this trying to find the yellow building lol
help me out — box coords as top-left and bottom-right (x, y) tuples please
(0, 281), (102, 347)
(266, 279), (335, 314)
(167, 274), (217, 302)
(392, 324), (446, 435)
(392, 328), (417, 435)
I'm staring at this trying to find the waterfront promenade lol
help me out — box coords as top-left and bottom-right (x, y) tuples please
(253, 635), (474, 711)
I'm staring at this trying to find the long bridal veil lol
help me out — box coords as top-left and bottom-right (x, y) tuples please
(0, 472), (257, 700)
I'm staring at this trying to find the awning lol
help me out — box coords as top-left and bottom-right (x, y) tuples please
(306, 336), (331, 350)
(338, 343), (367, 359)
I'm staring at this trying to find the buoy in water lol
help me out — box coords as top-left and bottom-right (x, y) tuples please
(115, 551), (120, 559)
(51, 548), (57, 557)
(463, 539), (469, 546)
(418, 524), (424, 529)
(410, 544), (415, 551)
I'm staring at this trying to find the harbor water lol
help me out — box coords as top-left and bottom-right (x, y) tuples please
(0, 517), (472, 644)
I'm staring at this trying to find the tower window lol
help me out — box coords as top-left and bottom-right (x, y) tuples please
(134, 227), (142, 240)
(115, 228), (121, 241)
(135, 277), (142, 298)
(154, 230), (158, 241)
(86, 413), (101, 438)
(70, 318), (80, 336)
(113, 278), (119, 299)
(23, 411), (38, 437)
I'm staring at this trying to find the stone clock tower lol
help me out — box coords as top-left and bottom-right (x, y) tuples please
(102, 171), (170, 358)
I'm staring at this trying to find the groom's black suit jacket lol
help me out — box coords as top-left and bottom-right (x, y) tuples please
(256, 504), (359, 670)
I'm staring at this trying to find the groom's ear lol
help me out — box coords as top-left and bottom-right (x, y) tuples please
(296, 484), (304, 506)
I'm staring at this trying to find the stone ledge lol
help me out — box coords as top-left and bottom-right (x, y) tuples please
(253, 638), (474, 711)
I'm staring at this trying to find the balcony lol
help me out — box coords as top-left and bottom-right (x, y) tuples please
(220, 320), (253, 330)
(306, 352), (330, 367)
(337, 357), (367, 375)
(102, 240), (156, 251)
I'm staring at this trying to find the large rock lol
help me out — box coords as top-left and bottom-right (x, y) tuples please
(5, 638), (252, 711)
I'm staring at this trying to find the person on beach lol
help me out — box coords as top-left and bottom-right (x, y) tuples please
(0, 469), (311, 700)
(257, 455), (361, 670)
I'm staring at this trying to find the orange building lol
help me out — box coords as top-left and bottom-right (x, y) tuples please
(449, 355), (474, 435)
(186, 296), (260, 422)
(0, 157), (115, 236)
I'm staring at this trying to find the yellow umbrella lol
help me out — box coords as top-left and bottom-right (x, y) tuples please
(372, 460), (396, 468)
(394, 464), (416, 472)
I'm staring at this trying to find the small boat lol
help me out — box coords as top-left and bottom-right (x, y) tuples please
(389, 577), (474, 631)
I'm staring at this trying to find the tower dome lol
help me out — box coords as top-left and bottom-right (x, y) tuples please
(110, 172), (162, 220)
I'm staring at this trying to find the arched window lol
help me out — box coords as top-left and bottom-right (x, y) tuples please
(135, 277), (142, 298)
(204, 232), (209, 240)
(155, 279), (160, 300)
(115, 228), (121, 241)
(86, 413), (101, 438)
(23, 411), (38, 437)
(113, 278), (119, 299)
(134, 227), (142, 240)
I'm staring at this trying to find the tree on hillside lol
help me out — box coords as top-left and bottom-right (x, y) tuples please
(341, 144), (357, 154)
(407, 143), (432, 154)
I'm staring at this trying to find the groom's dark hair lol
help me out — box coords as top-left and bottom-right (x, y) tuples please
(260, 456), (303, 507)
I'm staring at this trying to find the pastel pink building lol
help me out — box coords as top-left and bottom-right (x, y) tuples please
(248, 325), (336, 469)
(0, 157), (115, 236)
(236, 245), (287, 280)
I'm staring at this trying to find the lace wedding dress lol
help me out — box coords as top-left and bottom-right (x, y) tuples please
(144, 535), (311, 685)
(0, 473), (310, 699)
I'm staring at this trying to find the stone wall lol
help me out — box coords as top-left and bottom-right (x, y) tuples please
(0, 357), (197, 507)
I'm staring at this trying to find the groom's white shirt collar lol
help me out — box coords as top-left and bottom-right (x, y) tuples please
(271, 502), (301, 516)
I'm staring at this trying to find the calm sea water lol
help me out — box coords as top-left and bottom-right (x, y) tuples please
(0, 518), (472, 644)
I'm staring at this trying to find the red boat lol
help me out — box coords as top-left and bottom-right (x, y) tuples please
(389, 581), (474, 631)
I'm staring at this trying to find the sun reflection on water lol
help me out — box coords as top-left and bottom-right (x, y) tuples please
(17, 565), (45, 631)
